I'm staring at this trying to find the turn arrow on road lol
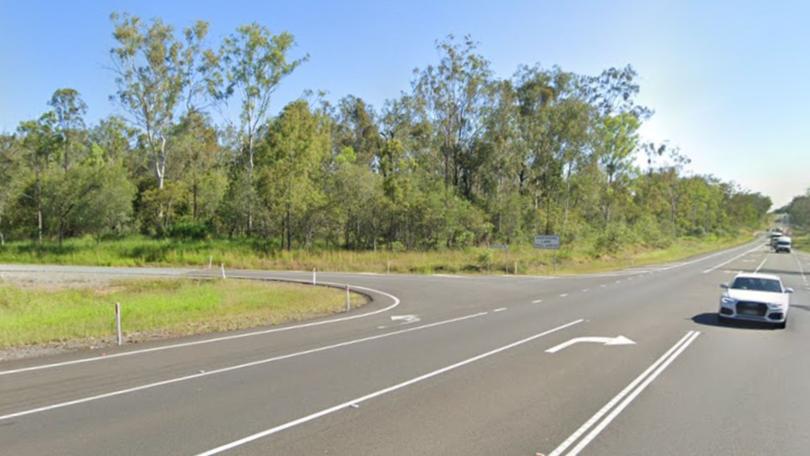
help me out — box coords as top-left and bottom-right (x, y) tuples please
(545, 335), (636, 354)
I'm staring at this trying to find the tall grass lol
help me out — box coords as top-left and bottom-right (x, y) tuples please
(0, 232), (756, 275)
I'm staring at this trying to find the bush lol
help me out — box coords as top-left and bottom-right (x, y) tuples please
(592, 223), (637, 257)
(168, 222), (210, 240)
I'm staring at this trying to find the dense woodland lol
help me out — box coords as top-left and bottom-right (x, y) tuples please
(0, 14), (772, 256)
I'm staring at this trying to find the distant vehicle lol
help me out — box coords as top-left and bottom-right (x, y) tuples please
(774, 236), (792, 253)
(719, 273), (793, 329)
(769, 228), (783, 245)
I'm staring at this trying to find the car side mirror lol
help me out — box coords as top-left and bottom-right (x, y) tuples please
(786, 288), (794, 294)
(720, 284), (729, 289)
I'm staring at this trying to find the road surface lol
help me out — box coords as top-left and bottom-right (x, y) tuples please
(1, 239), (809, 455)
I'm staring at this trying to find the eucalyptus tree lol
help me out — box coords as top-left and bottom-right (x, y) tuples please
(412, 35), (493, 197)
(48, 88), (87, 172)
(109, 12), (209, 191)
(16, 113), (61, 243)
(207, 23), (306, 232)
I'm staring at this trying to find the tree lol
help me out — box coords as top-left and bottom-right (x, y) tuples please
(48, 88), (87, 172)
(16, 113), (61, 243)
(109, 12), (208, 191)
(258, 100), (329, 250)
(412, 35), (493, 197)
(208, 23), (307, 232)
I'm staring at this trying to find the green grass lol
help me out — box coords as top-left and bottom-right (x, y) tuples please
(792, 230), (810, 252)
(0, 279), (365, 349)
(0, 232), (756, 276)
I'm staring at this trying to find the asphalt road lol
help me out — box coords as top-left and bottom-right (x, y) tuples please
(2, 239), (809, 455)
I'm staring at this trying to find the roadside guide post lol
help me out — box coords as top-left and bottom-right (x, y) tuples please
(114, 302), (123, 346)
(533, 235), (561, 272)
(346, 284), (351, 312)
(220, 263), (226, 279)
(312, 268), (317, 285)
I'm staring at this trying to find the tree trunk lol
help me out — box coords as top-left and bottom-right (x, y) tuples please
(35, 167), (43, 244)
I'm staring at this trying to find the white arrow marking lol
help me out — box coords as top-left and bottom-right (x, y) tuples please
(545, 336), (635, 354)
(390, 314), (420, 325)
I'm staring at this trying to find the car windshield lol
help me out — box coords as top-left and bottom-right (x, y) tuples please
(731, 277), (782, 292)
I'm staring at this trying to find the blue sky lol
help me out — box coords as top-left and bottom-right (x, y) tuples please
(1, 0), (808, 206)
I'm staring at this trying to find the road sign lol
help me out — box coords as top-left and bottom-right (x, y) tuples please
(534, 235), (560, 250)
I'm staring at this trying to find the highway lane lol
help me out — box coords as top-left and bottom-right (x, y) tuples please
(2, 240), (807, 455)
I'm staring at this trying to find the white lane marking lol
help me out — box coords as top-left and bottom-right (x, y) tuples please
(548, 331), (699, 456)
(600, 284), (607, 288)
(493, 307), (507, 313)
(390, 314), (420, 325)
(702, 243), (765, 274)
(532, 299), (544, 304)
(565, 331), (701, 455)
(793, 254), (808, 286)
(0, 280), (400, 377)
(754, 256), (768, 273)
(545, 336), (635, 354)
(0, 311), (488, 422)
(194, 319), (585, 456)
(560, 293), (569, 298)
(432, 274), (465, 278)
(614, 280), (622, 284)
(581, 288), (590, 293)
(357, 272), (380, 276)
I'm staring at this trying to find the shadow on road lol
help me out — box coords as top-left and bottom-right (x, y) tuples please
(691, 312), (777, 330)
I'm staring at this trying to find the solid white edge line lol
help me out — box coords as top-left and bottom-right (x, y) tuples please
(548, 331), (696, 456)
(0, 311), (488, 422)
(565, 331), (701, 456)
(493, 307), (507, 312)
(793, 253), (808, 285)
(193, 319), (585, 456)
(702, 243), (765, 274)
(0, 279), (400, 377)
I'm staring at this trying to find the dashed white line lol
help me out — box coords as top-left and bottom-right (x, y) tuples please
(0, 311), (488, 422)
(560, 293), (569, 298)
(194, 319), (585, 456)
(702, 243), (765, 274)
(532, 299), (544, 304)
(493, 307), (508, 313)
(754, 256), (768, 273)
(581, 288), (590, 293)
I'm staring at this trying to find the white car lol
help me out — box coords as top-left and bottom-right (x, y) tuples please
(719, 273), (793, 329)
(774, 236), (792, 253)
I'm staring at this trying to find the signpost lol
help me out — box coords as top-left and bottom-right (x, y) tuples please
(533, 235), (561, 250)
(534, 234), (561, 272)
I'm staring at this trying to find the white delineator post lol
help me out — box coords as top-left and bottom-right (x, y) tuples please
(312, 268), (317, 285)
(220, 263), (226, 279)
(115, 302), (123, 346)
(345, 284), (351, 312)
(208, 255), (213, 269)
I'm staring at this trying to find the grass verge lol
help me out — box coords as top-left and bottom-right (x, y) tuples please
(0, 278), (366, 350)
(0, 232), (757, 276)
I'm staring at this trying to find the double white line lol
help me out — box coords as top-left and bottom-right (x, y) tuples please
(549, 330), (701, 456)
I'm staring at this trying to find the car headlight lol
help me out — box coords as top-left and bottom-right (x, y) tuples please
(721, 296), (736, 306)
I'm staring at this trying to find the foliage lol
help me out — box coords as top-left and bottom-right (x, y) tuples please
(0, 13), (772, 258)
